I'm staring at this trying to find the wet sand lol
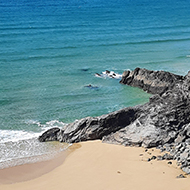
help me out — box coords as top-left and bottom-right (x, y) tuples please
(0, 140), (190, 190)
(0, 143), (81, 184)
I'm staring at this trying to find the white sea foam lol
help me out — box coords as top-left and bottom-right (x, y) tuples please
(25, 119), (41, 127)
(25, 119), (66, 129)
(0, 119), (69, 169)
(44, 120), (66, 129)
(0, 120), (66, 144)
(95, 70), (122, 79)
(0, 130), (41, 143)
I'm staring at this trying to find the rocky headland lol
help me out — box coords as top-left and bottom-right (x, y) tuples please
(39, 67), (190, 174)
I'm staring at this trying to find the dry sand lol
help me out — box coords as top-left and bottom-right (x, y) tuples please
(0, 140), (190, 190)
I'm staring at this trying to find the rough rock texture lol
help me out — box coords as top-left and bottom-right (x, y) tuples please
(38, 128), (61, 142)
(39, 67), (190, 174)
(103, 87), (190, 148)
(39, 108), (139, 143)
(120, 67), (184, 95)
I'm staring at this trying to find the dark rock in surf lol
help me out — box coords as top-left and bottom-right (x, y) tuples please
(39, 128), (61, 142)
(84, 84), (99, 90)
(81, 68), (89, 72)
(95, 70), (122, 79)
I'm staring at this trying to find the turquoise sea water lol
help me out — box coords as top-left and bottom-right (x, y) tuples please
(0, 0), (190, 168)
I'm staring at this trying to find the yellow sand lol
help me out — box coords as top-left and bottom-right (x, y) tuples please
(0, 140), (190, 190)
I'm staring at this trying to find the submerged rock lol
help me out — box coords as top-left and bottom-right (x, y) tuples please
(84, 84), (99, 90)
(39, 67), (190, 174)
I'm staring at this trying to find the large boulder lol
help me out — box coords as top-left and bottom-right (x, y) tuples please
(39, 107), (140, 143)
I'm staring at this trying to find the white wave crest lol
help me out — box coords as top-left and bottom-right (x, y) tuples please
(25, 119), (66, 129)
(0, 120), (66, 143)
(0, 130), (41, 143)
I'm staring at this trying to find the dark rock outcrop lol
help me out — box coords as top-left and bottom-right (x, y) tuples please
(39, 67), (190, 174)
(39, 128), (61, 142)
(39, 107), (139, 143)
(120, 67), (184, 95)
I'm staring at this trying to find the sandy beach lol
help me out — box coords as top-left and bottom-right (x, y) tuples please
(0, 140), (190, 190)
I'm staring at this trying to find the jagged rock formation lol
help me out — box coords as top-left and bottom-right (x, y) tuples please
(39, 107), (139, 143)
(39, 67), (190, 174)
(120, 67), (184, 95)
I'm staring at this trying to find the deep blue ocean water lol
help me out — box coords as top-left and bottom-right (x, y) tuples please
(0, 0), (190, 168)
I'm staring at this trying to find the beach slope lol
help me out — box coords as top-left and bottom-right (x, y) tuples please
(1, 140), (190, 190)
